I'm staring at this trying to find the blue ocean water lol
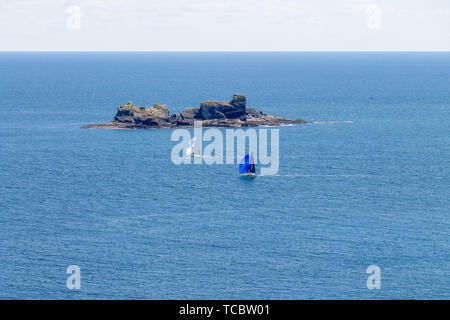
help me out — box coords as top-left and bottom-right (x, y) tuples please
(0, 52), (448, 299)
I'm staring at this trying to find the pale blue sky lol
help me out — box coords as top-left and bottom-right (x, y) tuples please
(0, 0), (449, 51)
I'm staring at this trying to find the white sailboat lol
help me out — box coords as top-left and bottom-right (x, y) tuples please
(186, 137), (201, 158)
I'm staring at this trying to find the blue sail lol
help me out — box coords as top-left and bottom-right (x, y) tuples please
(239, 154), (251, 174)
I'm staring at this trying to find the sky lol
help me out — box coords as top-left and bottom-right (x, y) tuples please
(0, 0), (449, 51)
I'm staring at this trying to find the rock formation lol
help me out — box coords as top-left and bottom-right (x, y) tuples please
(82, 95), (308, 129)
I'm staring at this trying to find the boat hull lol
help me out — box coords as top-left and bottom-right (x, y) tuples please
(241, 173), (257, 178)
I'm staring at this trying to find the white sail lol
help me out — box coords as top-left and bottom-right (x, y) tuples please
(186, 137), (197, 156)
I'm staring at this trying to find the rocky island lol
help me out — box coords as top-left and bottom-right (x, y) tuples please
(81, 95), (308, 129)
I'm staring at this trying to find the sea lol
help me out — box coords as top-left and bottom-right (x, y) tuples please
(0, 52), (448, 299)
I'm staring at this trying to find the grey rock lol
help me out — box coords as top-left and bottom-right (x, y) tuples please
(199, 95), (246, 120)
(230, 94), (246, 108)
(114, 101), (136, 123)
(82, 94), (309, 129)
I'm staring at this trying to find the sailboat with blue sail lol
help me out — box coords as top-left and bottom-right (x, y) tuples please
(239, 153), (257, 178)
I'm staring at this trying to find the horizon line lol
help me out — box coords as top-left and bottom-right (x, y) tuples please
(1, 50), (449, 53)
